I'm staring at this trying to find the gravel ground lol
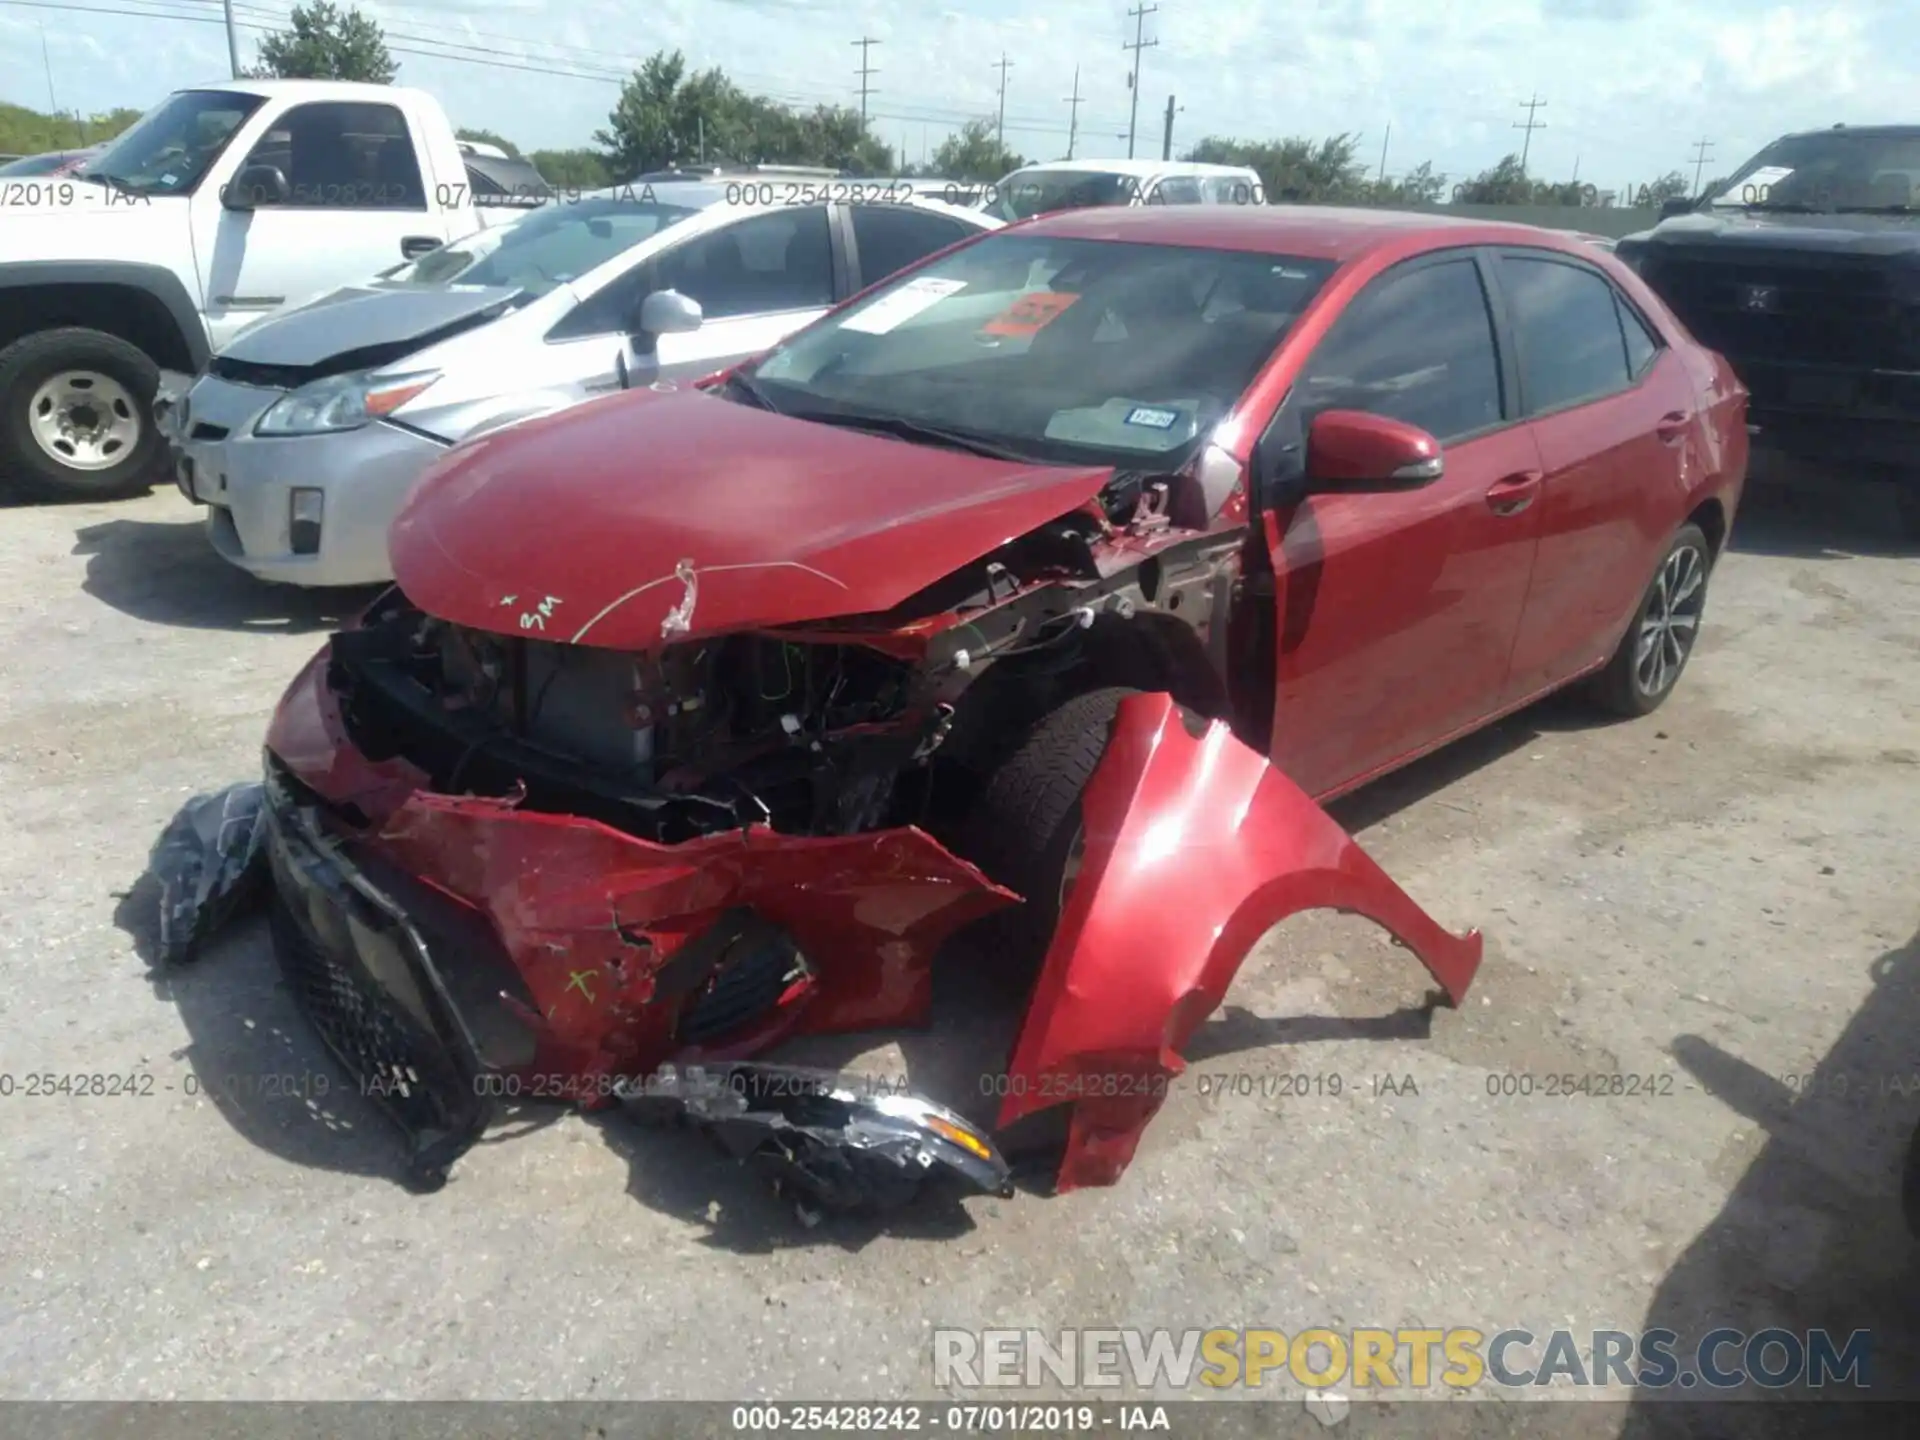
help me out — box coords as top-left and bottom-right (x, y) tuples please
(0, 466), (1916, 1426)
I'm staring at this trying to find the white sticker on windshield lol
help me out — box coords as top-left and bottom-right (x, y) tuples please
(840, 276), (967, 334)
(1744, 165), (1795, 189)
(1125, 406), (1180, 430)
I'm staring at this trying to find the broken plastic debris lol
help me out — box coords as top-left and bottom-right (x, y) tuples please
(150, 782), (269, 967)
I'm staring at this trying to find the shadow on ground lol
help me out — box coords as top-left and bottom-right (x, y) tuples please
(1730, 458), (1918, 561)
(1613, 927), (1920, 1439)
(72, 515), (381, 632)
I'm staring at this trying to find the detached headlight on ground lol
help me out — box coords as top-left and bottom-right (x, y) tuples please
(254, 369), (439, 437)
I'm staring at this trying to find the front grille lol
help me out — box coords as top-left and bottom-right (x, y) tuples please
(268, 895), (468, 1142)
(263, 781), (490, 1188)
(1643, 249), (1914, 369)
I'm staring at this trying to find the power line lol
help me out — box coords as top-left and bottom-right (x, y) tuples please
(5, 0), (1128, 143)
(1062, 66), (1081, 160)
(1689, 137), (1714, 197)
(1123, 3), (1159, 160)
(1514, 92), (1546, 175)
(851, 36), (878, 131)
(992, 54), (1013, 148)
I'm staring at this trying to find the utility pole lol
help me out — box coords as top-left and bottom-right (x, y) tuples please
(222, 0), (241, 79)
(1124, 4), (1159, 160)
(992, 55), (1014, 148)
(1514, 92), (1546, 176)
(1689, 137), (1714, 197)
(1377, 122), (1390, 185)
(851, 37), (880, 130)
(1063, 67), (1083, 160)
(1161, 95), (1178, 162)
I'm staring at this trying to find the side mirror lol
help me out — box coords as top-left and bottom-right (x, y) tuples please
(223, 163), (290, 211)
(1304, 409), (1444, 491)
(1658, 197), (1695, 219)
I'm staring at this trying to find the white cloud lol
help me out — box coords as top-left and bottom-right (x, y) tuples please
(0, 0), (1908, 188)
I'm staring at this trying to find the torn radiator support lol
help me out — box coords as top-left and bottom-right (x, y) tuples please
(150, 782), (270, 967)
(999, 692), (1485, 1193)
(617, 1062), (1015, 1217)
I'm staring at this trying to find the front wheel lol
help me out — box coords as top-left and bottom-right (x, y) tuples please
(0, 327), (163, 502)
(1588, 522), (1712, 717)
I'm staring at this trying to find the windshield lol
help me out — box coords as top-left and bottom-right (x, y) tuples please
(381, 194), (700, 293)
(82, 89), (262, 196)
(1705, 130), (1920, 212)
(988, 170), (1147, 221)
(0, 150), (88, 177)
(750, 233), (1334, 469)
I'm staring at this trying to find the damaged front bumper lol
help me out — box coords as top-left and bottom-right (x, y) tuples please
(153, 758), (1018, 1212)
(151, 643), (1484, 1217)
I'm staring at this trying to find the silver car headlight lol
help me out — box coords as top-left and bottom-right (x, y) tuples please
(254, 369), (440, 437)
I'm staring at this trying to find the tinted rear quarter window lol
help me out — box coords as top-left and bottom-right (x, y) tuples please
(1619, 296), (1660, 377)
(850, 205), (974, 286)
(1502, 254), (1634, 412)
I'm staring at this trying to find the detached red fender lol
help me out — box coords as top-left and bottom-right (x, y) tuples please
(999, 693), (1483, 1192)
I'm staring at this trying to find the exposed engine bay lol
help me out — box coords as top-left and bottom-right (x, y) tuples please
(326, 495), (1249, 850)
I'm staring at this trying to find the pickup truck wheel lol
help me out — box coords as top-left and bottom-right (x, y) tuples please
(0, 327), (163, 502)
(1587, 522), (1711, 718)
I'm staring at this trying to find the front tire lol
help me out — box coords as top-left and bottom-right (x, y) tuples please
(0, 327), (163, 502)
(956, 685), (1140, 968)
(1588, 522), (1712, 717)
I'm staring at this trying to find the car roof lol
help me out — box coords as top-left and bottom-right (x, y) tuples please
(185, 79), (437, 105)
(1006, 202), (1591, 263)
(1003, 157), (1255, 179)
(1773, 124), (1920, 141)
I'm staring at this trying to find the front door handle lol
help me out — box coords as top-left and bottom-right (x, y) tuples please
(400, 234), (439, 259)
(1485, 470), (1543, 517)
(1656, 410), (1692, 445)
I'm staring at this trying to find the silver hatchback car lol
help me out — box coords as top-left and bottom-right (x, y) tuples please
(169, 182), (998, 586)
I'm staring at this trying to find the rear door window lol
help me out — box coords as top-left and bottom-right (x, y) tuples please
(1499, 253), (1636, 413)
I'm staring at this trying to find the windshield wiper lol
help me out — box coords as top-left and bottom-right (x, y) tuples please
(790, 409), (1041, 462)
(723, 368), (782, 414)
(1833, 204), (1919, 214)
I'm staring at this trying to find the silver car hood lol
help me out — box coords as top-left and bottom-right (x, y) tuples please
(218, 284), (524, 370)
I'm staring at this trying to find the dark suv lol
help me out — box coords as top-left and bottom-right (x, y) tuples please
(1616, 124), (1920, 537)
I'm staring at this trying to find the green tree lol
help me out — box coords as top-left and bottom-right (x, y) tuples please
(1366, 159), (1446, 206)
(0, 100), (142, 155)
(928, 120), (1024, 182)
(529, 148), (612, 188)
(1453, 153), (1532, 204)
(1184, 134), (1366, 202)
(456, 128), (521, 158)
(249, 2), (397, 83)
(596, 51), (750, 176)
(1642, 170), (1691, 205)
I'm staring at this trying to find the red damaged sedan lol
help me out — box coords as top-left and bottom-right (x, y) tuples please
(157, 206), (1747, 1217)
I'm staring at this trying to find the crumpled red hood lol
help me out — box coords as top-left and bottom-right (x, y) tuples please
(388, 387), (1112, 649)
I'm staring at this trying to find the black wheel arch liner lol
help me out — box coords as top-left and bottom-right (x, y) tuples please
(0, 260), (209, 371)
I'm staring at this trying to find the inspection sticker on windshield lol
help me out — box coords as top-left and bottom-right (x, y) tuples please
(841, 276), (968, 334)
(982, 291), (1080, 336)
(1124, 406), (1181, 430)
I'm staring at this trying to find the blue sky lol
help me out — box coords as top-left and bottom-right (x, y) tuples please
(1, 0), (1914, 193)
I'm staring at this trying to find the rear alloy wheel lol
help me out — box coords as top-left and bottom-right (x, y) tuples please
(1589, 522), (1711, 717)
(0, 327), (163, 502)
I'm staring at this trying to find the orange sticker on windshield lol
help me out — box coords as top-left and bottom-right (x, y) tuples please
(981, 291), (1080, 336)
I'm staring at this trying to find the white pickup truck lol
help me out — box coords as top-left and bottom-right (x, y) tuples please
(0, 78), (540, 501)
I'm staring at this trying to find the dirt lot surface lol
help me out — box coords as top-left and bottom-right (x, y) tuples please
(1, 469), (1916, 1429)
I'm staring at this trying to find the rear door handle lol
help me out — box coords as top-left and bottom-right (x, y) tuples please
(1656, 410), (1692, 444)
(1485, 470), (1543, 517)
(400, 234), (439, 259)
